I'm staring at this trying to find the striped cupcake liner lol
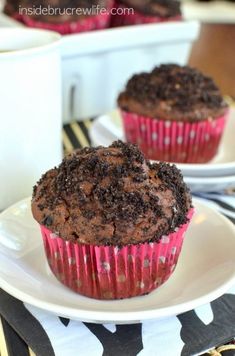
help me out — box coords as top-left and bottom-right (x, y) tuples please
(40, 209), (194, 300)
(121, 110), (229, 163)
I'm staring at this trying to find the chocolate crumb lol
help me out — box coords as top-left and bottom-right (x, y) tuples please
(82, 210), (96, 219)
(42, 216), (53, 227)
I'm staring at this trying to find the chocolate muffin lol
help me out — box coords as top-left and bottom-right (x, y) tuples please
(118, 64), (229, 163)
(32, 141), (193, 299)
(32, 140), (191, 245)
(111, 0), (182, 27)
(118, 64), (228, 122)
(119, 0), (181, 18)
(4, 0), (113, 34)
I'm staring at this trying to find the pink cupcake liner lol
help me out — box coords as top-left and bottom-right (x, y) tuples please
(40, 209), (193, 300)
(121, 110), (229, 163)
(11, 2), (113, 34)
(111, 2), (182, 27)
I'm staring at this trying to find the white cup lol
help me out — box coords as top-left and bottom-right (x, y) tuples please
(0, 28), (62, 210)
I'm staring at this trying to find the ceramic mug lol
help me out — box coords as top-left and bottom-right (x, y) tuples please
(0, 28), (62, 210)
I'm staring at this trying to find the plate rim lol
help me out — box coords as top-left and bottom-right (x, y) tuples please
(1, 198), (235, 323)
(1, 272), (235, 323)
(90, 109), (235, 174)
(184, 175), (235, 184)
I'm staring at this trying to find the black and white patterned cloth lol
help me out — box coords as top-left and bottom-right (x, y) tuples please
(1, 192), (235, 356)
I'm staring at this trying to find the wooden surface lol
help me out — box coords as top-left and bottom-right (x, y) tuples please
(189, 23), (235, 99)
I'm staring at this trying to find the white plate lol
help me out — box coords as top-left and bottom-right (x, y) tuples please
(185, 175), (235, 193)
(1, 198), (235, 324)
(90, 109), (235, 178)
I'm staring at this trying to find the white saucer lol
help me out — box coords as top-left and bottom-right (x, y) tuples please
(90, 109), (235, 178)
(184, 175), (235, 193)
(1, 198), (235, 324)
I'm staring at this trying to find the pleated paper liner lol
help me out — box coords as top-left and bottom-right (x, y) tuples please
(40, 208), (194, 300)
(111, 2), (182, 27)
(121, 110), (229, 163)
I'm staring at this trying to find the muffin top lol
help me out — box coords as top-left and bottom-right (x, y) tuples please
(119, 0), (181, 17)
(32, 141), (192, 246)
(118, 64), (228, 122)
